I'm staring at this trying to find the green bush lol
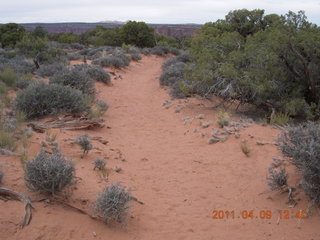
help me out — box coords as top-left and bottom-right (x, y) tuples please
(0, 68), (19, 87)
(0, 130), (16, 151)
(185, 10), (320, 119)
(15, 81), (89, 119)
(160, 62), (186, 86)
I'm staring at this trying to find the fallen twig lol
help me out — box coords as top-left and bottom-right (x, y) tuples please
(28, 114), (105, 131)
(0, 188), (34, 228)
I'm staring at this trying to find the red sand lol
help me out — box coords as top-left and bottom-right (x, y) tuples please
(0, 55), (319, 240)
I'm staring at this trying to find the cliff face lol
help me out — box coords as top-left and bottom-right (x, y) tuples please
(21, 23), (201, 38)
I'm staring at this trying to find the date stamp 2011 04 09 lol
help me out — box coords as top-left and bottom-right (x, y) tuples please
(211, 209), (308, 220)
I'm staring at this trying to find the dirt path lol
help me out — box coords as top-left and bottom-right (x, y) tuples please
(1, 55), (319, 240)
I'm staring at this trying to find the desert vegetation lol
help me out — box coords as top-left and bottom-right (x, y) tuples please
(24, 149), (75, 196)
(0, 8), (320, 239)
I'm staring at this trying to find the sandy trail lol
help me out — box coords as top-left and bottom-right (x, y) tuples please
(1, 55), (319, 240)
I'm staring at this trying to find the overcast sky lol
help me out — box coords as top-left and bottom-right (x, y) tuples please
(0, 0), (320, 25)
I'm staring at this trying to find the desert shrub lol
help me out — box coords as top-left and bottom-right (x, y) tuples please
(160, 62), (186, 86)
(96, 100), (109, 112)
(176, 51), (191, 62)
(169, 81), (192, 98)
(89, 100), (109, 118)
(168, 47), (180, 56)
(92, 54), (131, 68)
(0, 81), (9, 108)
(93, 158), (106, 170)
(0, 130), (16, 151)
(15, 81), (88, 119)
(75, 133), (92, 157)
(279, 122), (320, 205)
(217, 111), (230, 128)
(67, 53), (82, 61)
(0, 68), (19, 87)
(16, 78), (30, 89)
(0, 170), (3, 184)
(79, 48), (89, 55)
(267, 161), (288, 191)
(2, 118), (17, 132)
(130, 52), (141, 61)
(36, 62), (67, 77)
(284, 98), (314, 119)
(74, 64), (111, 84)
(270, 112), (290, 126)
(50, 68), (95, 95)
(141, 48), (151, 55)
(24, 149), (75, 196)
(150, 46), (169, 56)
(0, 56), (35, 74)
(70, 43), (85, 50)
(94, 183), (132, 223)
(162, 58), (179, 70)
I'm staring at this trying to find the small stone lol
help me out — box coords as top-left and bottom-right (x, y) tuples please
(208, 137), (220, 144)
(219, 135), (228, 143)
(195, 114), (205, 119)
(256, 141), (267, 145)
(200, 121), (211, 128)
(211, 128), (220, 137)
(93, 232), (97, 237)
(183, 117), (193, 124)
(162, 100), (172, 109)
(235, 133), (240, 139)
(175, 105), (184, 113)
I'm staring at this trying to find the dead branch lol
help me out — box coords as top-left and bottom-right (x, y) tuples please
(91, 136), (109, 145)
(0, 188), (34, 228)
(28, 114), (105, 132)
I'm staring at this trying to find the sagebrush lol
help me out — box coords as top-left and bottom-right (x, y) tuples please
(15, 81), (89, 119)
(24, 149), (75, 196)
(279, 122), (320, 205)
(94, 183), (132, 223)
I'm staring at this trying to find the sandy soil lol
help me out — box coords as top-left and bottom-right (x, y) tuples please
(0, 55), (319, 240)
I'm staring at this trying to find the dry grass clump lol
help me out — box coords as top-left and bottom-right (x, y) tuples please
(240, 140), (251, 157)
(217, 111), (230, 128)
(75, 133), (92, 158)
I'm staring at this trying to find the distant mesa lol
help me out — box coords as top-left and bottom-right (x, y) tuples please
(21, 22), (201, 38)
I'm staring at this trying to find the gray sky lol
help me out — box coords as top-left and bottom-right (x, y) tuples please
(0, 0), (320, 25)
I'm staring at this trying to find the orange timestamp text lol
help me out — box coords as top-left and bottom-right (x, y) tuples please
(211, 209), (308, 220)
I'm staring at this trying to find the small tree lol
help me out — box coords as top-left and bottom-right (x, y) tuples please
(0, 23), (26, 48)
(120, 21), (155, 48)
